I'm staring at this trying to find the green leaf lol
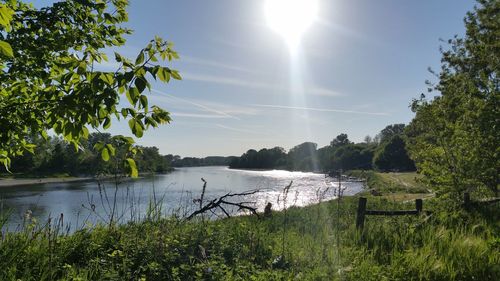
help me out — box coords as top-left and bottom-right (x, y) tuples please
(135, 122), (143, 137)
(114, 52), (123, 62)
(157, 67), (170, 82)
(82, 127), (89, 138)
(100, 72), (114, 85)
(0, 5), (14, 28)
(101, 147), (110, 161)
(128, 118), (144, 138)
(135, 51), (145, 65)
(126, 87), (140, 105)
(128, 118), (136, 133)
(171, 70), (182, 80)
(0, 157), (11, 173)
(98, 107), (107, 119)
(93, 142), (105, 151)
(0, 41), (13, 58)
(125, 158), (138, 177)
(103, 117), (111, 129)
(135, 77), (146, 93)
(106, 144), (116, 156)
(140, 95), (148, 110)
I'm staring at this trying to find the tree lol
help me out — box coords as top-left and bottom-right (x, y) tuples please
(371, 124), (415, 172)
(373, 135), (415, 172)
(0, 0), (181, 176)
(330, 133), (351, 147)
(406, 0), (499, 197)
(376, 124), (406, 144)
(287, 142), (318, 171)
(331, 144), (374, 171)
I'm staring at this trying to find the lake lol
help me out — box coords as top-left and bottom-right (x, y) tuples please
(0, 166), (364, 232)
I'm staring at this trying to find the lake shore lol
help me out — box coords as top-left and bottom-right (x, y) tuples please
(0, 176), (96, 187)
(0, 170), (177, 188)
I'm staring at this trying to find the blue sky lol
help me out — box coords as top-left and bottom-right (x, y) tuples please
(43, 0), (476, 157)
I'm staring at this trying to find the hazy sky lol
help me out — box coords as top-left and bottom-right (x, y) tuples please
(41, 0), (476, 157)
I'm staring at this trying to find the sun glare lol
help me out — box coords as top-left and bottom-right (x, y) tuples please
(265, 0), (318, 52)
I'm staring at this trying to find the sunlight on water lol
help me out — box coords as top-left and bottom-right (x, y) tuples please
(0, 167), (364, 231)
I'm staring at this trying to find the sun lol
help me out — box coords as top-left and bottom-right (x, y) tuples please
(264, 0), (318, 52)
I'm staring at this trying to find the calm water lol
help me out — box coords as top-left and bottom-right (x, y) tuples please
(0, 166), (364, 231)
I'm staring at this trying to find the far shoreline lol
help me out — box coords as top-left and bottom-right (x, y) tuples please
(0, 177), (96, 188)
(0, 170), (175, 188)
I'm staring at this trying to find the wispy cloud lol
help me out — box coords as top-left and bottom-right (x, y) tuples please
(215, 124), (260, 134)
(151, 89), (240, 120)
(182, 55), (256, 74)
(182, 72), (342, 97)
(171, 112), (231, 119)
(182, 72), (269, 89)
(307, 87), (343, 97)
(252, 104), (389, 116)
(317, 18), (384, 47)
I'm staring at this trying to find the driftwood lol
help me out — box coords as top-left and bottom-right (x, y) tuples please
(185, 190), (260, 220)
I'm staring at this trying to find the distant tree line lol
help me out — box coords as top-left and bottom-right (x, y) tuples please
(2, 133), (172, 176)
(169, 156), (237, 167)
(229, 124), (416, 173)
(3, 124), (416, 176)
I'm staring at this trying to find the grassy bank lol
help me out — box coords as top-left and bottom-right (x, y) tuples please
(347, 170), (431, 199)
(1, 195), (499, 280)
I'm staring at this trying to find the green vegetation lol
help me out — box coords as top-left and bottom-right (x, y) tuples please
(171, 156), (237, 168)
(406, 0), (499, 198)
(1, 197), (498, 280)
(0, 0), (498, 280)
(230, 127), (415, 173)
(1, 132), (173, 177)
(0, 0), (179, 176)
(348, 171), (430, 195)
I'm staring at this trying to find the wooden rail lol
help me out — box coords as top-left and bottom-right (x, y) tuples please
(463, 192), (500, 208)
(356, 197), (427, 230)
(356, 193), (499, 230)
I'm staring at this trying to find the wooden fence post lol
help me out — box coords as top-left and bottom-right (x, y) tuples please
(415, 199), (422, 214)
(464, 192), (471, 209)
(356, 197), (367, 230)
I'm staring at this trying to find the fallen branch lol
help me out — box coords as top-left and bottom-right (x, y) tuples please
(185, 189), (260, 221)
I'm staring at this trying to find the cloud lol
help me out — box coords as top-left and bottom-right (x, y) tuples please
(307, 87), (343, 97)
(182, 72), (269, 89)
(171, 112), (232, 119)
(215, 124), (260, 134)
(182, 72), (342, 97)
(151, 89), (240, 120)
(252, 104), (389, 116)
(317, 18), (384, 47)
(182, 55), (256, 74)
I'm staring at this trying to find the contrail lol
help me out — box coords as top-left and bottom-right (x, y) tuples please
(252, 104), (389, 116)
(151, 88), (240, 120)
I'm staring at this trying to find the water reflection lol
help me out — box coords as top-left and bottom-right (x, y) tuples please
(0, 167), (364, 231)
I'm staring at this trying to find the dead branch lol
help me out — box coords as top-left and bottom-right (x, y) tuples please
(185, 189), (261, 220)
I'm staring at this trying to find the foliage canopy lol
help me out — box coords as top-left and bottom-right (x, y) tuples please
(406, 0), (499, 197)
(0, 0), (181, 176)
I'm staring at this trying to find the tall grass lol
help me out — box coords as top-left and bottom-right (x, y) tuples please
(0, 191), (498, 280)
